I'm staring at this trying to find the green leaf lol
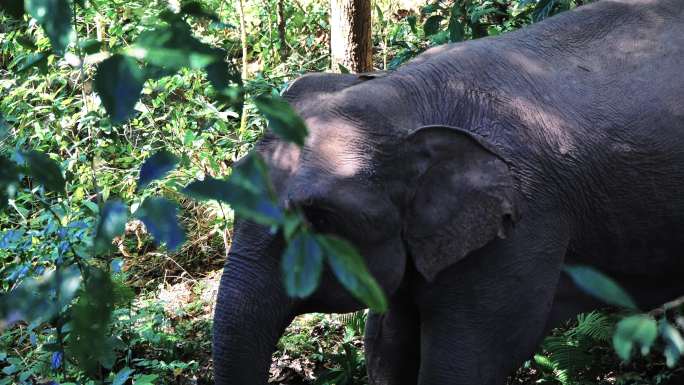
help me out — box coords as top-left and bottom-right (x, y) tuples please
(612, 315), (658, 361)
(337, 63), (351, 74)
(16, 35), (37, 50)
(420, 3), (440, 15)
(317, 235), (387, 312)
(283, 213), (303, 240)
(660, 320), (684, 367)
(68, 267), (116, 376)
(182, 155), (284, 226)
(0, 0), (25, 18)
(130, 21), (224, 71)
(423, 15), (444, 36)
(374, 4), (384, 24)
(17, 52), (49, 73)
(448, 6), (464, 42)
(205, 61), (241, 93)
(0, 112), (9, 140)
(407, 15), (417, 34)
(254, 94), (308, 147)
(78, 39), (102, 55)
(531, 0), (561, 22)
(112, 367), (134, 385)
(0, 266), (82, 326)
(94, 55), (146, 124)
(25, 0), (74, 55)
(134, 197), (185, 251)
(228, 152), (277, 198)
(0, 156), (20, 210)
(83, 200), (99, 214)
(564, 265), (638, 310)
(133, 374), (159, 385)
(22, 150), (66, 194)
(282, 231), (324, 298)
(533, 354), (555, 372)
(138, 150), (179, 190)
(94, 200), (128, 254)
(180, 1), (219, 21)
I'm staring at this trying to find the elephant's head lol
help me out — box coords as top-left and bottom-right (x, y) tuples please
(212, 72), (521, 384)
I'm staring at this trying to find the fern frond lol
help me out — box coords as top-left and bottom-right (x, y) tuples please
(568, 311), (614, 342)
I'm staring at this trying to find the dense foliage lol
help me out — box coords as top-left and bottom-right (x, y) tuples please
(1, 0), (683, 384)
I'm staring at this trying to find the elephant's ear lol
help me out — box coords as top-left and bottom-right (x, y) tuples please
(405, 125), (522, 282)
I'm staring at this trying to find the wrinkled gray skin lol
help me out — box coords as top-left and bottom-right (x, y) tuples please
(213, 1), (684, 384)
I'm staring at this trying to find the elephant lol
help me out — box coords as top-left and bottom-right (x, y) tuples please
(212, 0), (684, 384)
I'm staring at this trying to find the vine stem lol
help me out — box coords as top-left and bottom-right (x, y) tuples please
(237, 0), (250, 137)
(218, 202), (231, 258)
(33, 196), (88, 278)
(649, 296), (684, 318)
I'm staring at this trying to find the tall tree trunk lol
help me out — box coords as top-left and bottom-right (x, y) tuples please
(277, 0), (289, 60)
(330, 0), (372, 73)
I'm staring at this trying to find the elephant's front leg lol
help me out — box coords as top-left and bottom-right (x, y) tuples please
(364, 283), (420, 385)
(416, 215), (569, 385)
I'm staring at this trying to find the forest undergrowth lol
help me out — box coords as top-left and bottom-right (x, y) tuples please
(1, 0), (683, 384)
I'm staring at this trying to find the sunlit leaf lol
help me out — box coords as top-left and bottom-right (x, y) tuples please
(423, 15), (444, 36)
(134, 197), (185, 251)
(130, 21), (225, 70)
(94, 200), (128, 254)
(282, 232), (323, 298)
(22, 150), (66, 195)
(94, 55), (146, 124)
(317, 235), (387, 312)
(660, 320), (684, 367)
(112, 367), (134, 385)
(138, 150), (179, 190)
(374, 4), (384, 24)
(564, 265), (638, 310)
(25, 0), (74, 55)
(254, 94), (308, 147)
(133, 374), (159, 385)
(613, 315), (657, 361)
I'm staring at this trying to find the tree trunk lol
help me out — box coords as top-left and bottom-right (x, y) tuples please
(277, 0), (289, 59)
(330, 0), (372, 73)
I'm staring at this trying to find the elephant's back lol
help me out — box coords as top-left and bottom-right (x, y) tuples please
(417, 0), (684, 277)
(380, 0), (684, 237)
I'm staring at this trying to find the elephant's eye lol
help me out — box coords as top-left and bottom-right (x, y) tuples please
(303, 207), (335, 233)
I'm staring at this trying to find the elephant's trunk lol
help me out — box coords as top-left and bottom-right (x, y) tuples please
(212, 224), (296, 385)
